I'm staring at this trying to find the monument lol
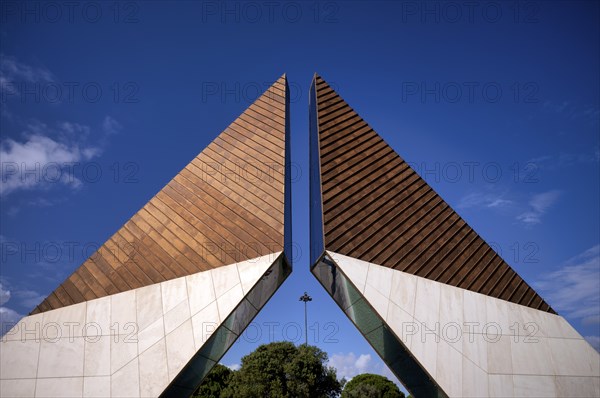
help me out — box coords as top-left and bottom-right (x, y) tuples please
(309, 74), (599, 397)
(0, 75), (293, 397)
(1, 73), (598, 397)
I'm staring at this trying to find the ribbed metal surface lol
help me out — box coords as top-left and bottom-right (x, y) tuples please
(313, 75), (554, 313)
(31, 76), (288, 314)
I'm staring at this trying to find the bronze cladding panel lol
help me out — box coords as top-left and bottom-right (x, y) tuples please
(313, 75), (554, 314)
(31, 76), (288, 314)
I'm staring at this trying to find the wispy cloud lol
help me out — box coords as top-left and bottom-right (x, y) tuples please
(0, 55), (55, 96)
(11, 289), (46, 309)
(527, 151), (599, 172)
(535, 245), (600, 325)
(516, 190), (561, 226)
(542, 100), (599, 124)
(585, 336), (600, 352)
(102, 116), (122, 136)
(457, 192), (514, 210)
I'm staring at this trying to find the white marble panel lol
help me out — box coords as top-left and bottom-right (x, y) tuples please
(35, 377), (83, 397)
(366, 262), (394, 298)
(548, 337), (596, 377)
(413, 276), (441, 336)
(111, 290), (137, 335)
(386, 301), (415, 347)
(513, 375), (556, 397)
(41, 302), (87, 340)
(186, 270), (215, 316)
(389, 269), (417, 318)
(409, 323), (438, 381)
(0, 379), (36, 397)
(191, 301), (220, 350)
(487, 334), (513, 374)
(84, 335), (111, 376)
(111, 334), (138, 374)
(511, 336), (555, 375)
(462, 332), (488, 373)
(555, 376), (600, 398)
(139, 339), (169, 397)
(211, 262), (241, 299)
(237, 252), (280, 295)
(216, 284), (244, 321)
(0, 339), (40, 379)
(488, 374), (514, 397)
(364, 283), (389, 320)
(83, 376), (110, 398)
(111, 357), (139, 398)
(137, 316), (165, 354)
(329, 251), (369, 294)
(463, 290), (487, 334)
(85, 298), (110, 338)
(164, 299), (190, 335)
(436, 338), (462, 397)
(165, 319), (195, 382)
(136, 283), (162, 332)
(38, 337), (85, 378)
(462, 358), (488, 398)
(161, 277), (187, 315)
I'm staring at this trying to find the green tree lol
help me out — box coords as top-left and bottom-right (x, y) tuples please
(341, 373), (404, 398)
(221, 341), (343, 398)
(192, 364), (233, 398)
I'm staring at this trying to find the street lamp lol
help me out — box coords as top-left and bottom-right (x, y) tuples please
(299, 292), (312, 345)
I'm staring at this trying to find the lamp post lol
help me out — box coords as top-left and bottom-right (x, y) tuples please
(299, 292), (312, 345)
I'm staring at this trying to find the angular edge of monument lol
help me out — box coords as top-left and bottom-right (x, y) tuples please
(309, 73), (554, 314)
(309, 73), (599, 397)
(0, 252), (291, 397)
(314, 250), (599, 398)
(30, 74), (289, 315)
(1, 74), (293, 398)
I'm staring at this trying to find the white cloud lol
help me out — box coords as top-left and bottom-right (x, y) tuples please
(225, 363), (240, 371)
(328, 352), (373, 380)
(516, 190), (561, 226)
(0, 307), (23, 332)
(328, 352), (403, 388)
(0, 117), (120, 197)
(0, 283), (10, 306)
(0, 282), (24, 334)
(535, 245), (600, 325)
(0, 132), (96, 196)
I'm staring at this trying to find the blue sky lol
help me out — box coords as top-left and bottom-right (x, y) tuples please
(0, 0), (598, 392)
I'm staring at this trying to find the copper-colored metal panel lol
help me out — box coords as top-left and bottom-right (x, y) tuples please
(312, 74), (555, 313)
(30, 75), (288, 315)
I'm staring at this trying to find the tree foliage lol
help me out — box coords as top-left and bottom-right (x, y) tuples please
(193, 364), (232, 398)
(220, 341), (343, 398)
(341, 373), (404, 398)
